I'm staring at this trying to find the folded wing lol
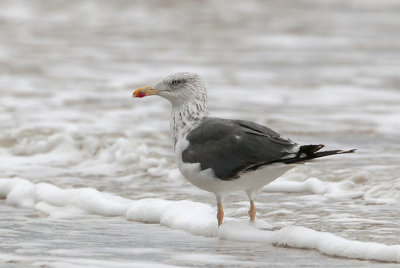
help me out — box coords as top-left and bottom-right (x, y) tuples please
(182, 117), (298, 180)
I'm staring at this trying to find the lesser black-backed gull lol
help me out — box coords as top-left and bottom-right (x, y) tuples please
(133, 72), (355, 226)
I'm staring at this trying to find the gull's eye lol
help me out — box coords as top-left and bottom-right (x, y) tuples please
(172, 80), (180, 86)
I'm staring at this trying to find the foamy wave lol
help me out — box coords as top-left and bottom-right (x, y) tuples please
(264, 167), (400, 204)
(219, 224), (400, 263)
(1, 178), (399, 263)
(1, 129), (180, 183)
(11, 133), (77, 156)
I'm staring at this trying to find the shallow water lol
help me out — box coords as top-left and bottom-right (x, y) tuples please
(2, 205), (399, 268)
(1, 0), (400, 267)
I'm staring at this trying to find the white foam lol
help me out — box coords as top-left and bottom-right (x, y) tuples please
(126, 199), (171, 223)
(1, 178), (399, 263)
(264, 176), (365, 200)
(219, 223), (400, 263)
(263, 168), (400, 204)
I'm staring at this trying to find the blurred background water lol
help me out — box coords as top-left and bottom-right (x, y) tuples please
(0, 0), (400, 267)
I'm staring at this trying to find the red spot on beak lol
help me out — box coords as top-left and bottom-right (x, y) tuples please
(133, 86), (160, 98)
(135, 91), (146, 98)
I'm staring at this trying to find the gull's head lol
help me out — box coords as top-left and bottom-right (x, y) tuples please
(133, 72), (207, 105)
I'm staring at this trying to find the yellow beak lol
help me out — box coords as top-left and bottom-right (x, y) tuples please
(132, 85), (162, 98)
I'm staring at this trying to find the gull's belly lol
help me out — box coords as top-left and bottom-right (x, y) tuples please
(177, 160), (294, 195)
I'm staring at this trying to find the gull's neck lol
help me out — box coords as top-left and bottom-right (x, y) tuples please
(171, 100), (208, 148)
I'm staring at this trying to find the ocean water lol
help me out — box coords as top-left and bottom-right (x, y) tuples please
(1, 0), (400, 267)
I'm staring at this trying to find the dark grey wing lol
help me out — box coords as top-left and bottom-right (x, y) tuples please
(182, 117), (298, 180)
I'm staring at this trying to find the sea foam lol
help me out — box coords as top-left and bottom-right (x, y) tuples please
(1, 178), (399, 263)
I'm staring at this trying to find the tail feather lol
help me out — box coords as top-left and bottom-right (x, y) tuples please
(281, 144), (356, 164)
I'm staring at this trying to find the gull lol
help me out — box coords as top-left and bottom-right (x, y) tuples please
(133, 72), (354, 226)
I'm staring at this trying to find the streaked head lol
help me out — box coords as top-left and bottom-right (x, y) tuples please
(133, 72), (207, 105)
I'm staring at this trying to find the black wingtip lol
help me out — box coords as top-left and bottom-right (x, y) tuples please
(338, 149), (357, 154)
(305, 147), (356, 160)
(298, 144), (325, 155)
(279, 146), (356, 165)
(244, 146), (356, 171)
(299, 145), (356, 156)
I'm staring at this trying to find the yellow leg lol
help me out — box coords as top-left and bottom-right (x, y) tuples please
(249, 200), (256, 222)
(217, 202), (224, 226)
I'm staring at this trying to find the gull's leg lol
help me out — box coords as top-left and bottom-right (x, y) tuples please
(246, 190), (256, 223)
(217, 202), (224, 226)
(249, 200), (256, 222)
(215, 195), (224, 226)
